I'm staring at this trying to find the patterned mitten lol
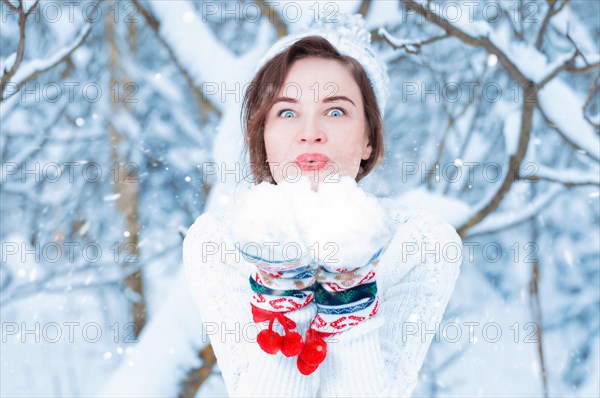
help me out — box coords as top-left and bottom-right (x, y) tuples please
(183, 205), (319, 397)
(294, 176), (395, 377)
(230, 178), (316, 358)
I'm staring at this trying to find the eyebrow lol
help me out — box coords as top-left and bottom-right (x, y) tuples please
(271, 95), (356, 108)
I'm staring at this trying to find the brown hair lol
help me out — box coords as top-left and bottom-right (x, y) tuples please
(241, 36), (385, 184)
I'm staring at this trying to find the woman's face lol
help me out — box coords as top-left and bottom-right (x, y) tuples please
(263, 56), (372, 191)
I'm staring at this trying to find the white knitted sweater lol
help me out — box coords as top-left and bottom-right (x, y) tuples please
(183, 198), (463, 397)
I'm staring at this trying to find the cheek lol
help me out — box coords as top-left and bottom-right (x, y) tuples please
(263, 124), (273, 149)
(328, 141), (360, 172)
(332, 128), (367, 157)
(263, 129), (285, 160)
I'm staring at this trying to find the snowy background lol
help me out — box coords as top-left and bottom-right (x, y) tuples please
(1, 0), (599, 397)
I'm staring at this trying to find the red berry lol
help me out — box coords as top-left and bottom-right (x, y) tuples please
(257, 329), (282, 354)
(281, 331), (304, 357)
(297, 357), (319, 376)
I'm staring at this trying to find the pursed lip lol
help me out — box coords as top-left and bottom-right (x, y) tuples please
(295, 153), (330, 171)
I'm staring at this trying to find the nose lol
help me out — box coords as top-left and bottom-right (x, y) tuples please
(298, 116), (327, 144)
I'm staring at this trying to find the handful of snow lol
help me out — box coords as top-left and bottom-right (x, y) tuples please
(297, 176), (395, 270)
(229, 177), (313, 264)
(230, 176), (394, 269)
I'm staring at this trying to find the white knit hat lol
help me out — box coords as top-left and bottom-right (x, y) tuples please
(254, 13), (390, 118)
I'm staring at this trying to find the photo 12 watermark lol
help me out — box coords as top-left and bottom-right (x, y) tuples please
(2, 240), (139, 264)
(1, 81), (139, 104)
(2, 321), (139, 344)
(196, 160), (540, 185)
(196, 239), (538, 265)
(194, 319), (541, 345)
(1, 1), (140, 24)
(1, 162), (139, 184)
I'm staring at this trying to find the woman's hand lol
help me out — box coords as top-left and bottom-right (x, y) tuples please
(295, 176), (396, 394)
(297, 176), (395, 271)
(228, 178), (321, 396)
(230, 179), (313, 266)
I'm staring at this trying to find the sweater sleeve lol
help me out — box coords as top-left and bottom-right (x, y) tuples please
(182, 210), (251, 396)
(376, 209), (463, 397)
(183, 210), (320, 397)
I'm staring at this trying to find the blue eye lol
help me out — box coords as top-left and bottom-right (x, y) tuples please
(327, 108), (345, 117)
(278, 109), (296, 118)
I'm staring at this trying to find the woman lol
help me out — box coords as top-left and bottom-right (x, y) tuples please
(183, 13), (463, 397)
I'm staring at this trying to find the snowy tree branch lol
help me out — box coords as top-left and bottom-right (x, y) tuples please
(399, 1), (538, 236)
(357, 0), (373, 18)
(538, 49), (579, 89)
(583, 74), (600, 129)
(465, 186), (563, 238)
(535, 0), (570, 50)
(377, 27), (450, 55)
(517, 165), (600, 187)
(131, 0), (222, 119)
(401, 0), (533, 84)
(1, 23), (92, 102)
(1, 0), (18, 12)
(566, 61), (600, 75)
(0, 0), (40, 97)
(541, 29), (600, 80)
(537, 103), (600, 162)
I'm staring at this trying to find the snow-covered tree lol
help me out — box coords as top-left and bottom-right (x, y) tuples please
(1, 1), (597, 396)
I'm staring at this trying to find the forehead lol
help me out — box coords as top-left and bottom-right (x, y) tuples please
(278, 57), (361, 99)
